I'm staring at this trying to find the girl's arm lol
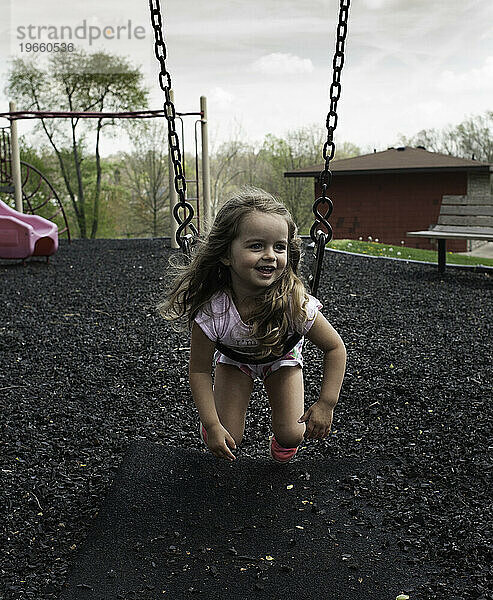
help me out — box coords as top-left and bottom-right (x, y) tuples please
(189, 322), (220, 429)
(189, 323), (237, 460)
(300, 312), (347, 438)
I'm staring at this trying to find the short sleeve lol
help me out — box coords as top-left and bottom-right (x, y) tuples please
(194, 306), (217, 342)
(193, 291), (234, 343)
(302, 294), (323, 335)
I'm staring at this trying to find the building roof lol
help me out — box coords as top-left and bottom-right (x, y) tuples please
(284, 147), (492, 178)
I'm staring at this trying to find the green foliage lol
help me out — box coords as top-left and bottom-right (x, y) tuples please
(6, 49), (149, 238)
(255, 133), (313, 230)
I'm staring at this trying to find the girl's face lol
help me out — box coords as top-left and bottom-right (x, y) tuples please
(221, 211), (289, 299)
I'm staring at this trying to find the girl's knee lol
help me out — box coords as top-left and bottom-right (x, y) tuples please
(272, 422), (305, 448)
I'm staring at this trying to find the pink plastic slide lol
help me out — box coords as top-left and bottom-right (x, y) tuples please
(0, 199), (58, 259)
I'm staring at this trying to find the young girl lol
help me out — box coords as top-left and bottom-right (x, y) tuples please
(158, 187), (346, 463)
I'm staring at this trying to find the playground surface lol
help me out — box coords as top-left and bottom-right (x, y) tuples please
(1, 239), (491, 600)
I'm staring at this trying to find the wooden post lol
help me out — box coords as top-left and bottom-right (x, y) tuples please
(168, 90), (179, 249)
(438, 239), (446, 273)
(9, 101), (23, 213)
(200, 96), (211, 227)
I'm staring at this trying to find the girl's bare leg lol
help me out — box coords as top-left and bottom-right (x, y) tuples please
(213, 363), (254, 446)
(264, 366), (306, 448)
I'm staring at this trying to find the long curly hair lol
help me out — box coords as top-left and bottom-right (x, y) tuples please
(157, 187), (310, 359)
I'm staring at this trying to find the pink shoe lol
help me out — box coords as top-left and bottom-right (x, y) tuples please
(269, 435), (298, 463)
(199, 422), (208, 446)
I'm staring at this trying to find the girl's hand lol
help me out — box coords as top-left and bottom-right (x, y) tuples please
(206, 423), (237, 461)
(298, 402), (334, 439)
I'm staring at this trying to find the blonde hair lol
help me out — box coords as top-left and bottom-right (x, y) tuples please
(158, 187), (310, 359)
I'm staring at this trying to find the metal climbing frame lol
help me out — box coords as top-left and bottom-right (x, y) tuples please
(0, 126), (71, 240)
(0, 107), (212, 244)
(0, 128), (13, 192)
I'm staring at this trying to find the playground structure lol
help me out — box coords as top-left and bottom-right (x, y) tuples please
(166, 93), (211, 247)
(0, 198), (58, 260)
(0, 136), (70, 241)
(0, 101), (211, 250)
(0, 103), (70, 260)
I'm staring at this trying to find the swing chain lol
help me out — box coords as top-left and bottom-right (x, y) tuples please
(309, 0), (350, 294)
(311, 0), (350, 245)
(149, 0), (198, 252)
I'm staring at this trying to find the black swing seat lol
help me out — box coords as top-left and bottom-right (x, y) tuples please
(216, 332), (303, 365)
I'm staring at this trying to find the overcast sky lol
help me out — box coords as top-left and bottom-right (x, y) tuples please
(1, 0), (492, 156)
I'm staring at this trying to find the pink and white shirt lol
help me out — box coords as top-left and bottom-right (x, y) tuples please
(194, 290), (322, 359)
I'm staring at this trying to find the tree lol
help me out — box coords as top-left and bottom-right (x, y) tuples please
(121, 122), (170, 237)
(399, 111), (493, 163)
(256, 124), (361, 232)
(256, 134), (313, 230)
(6, 50), (148, 238)
(209, 139), (255, 220)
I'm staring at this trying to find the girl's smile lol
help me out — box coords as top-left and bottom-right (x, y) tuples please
(256, 265), (276, 278)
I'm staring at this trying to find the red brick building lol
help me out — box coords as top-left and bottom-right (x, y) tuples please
(285, 147), (492, 252)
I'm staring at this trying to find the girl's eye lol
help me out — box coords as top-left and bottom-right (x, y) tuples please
(248, 243), (286, 251)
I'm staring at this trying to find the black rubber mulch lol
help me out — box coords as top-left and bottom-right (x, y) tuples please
(1, 239), (492, 600)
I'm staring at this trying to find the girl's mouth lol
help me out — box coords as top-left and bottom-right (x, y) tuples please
(256, 266), (276, 277)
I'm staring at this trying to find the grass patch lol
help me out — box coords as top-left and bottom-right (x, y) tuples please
(325, 239), (493, 267)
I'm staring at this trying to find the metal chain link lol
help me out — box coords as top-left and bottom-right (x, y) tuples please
(309, 0), (350, 294)
(149, 0), (198, 252)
